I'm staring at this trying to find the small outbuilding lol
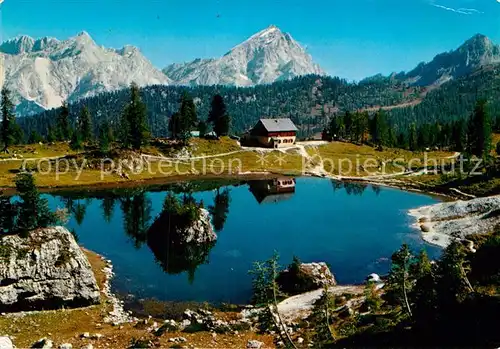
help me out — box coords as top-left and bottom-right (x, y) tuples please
(248, 118), (298, 148)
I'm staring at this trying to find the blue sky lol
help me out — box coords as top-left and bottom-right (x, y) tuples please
(1, 0), (499, 80)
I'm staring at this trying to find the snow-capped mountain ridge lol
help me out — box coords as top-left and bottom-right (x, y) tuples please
(0, 32), (170, 115)
(163, 25), (325, 86)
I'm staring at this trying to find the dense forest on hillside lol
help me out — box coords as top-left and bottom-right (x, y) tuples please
(17, 75), (419, 138)
(389, 65), (500, 131)
(16, 64), (500, 139)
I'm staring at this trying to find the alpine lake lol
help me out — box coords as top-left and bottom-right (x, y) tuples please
(45, 177), (441, 308)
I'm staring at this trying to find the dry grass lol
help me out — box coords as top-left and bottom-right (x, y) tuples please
(0, 142), (75, 160)
(0, 140), (456, 189)
(308, 141), (455, 176)
(0, 249), (275, 349)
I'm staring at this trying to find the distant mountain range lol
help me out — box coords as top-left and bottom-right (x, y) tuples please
(1, 26), (500, 116)
(0, 32), (170, 115)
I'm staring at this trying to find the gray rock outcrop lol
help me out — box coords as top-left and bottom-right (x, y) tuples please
(0, 226), (100, 312)
(277, 262), (337, 295)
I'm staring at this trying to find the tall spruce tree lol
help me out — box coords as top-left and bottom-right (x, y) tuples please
(208, 94), (230, 137)
(370, 109), (389, 146)
(467, 99), (492, 159)
(121, 83), (149, 150)
(78, 106), (93, 142)
(1, 87), (18, 152)
(56, 102), (72, 141)
(99, 121), (111, 152)
(408, 123), (418, 151)
(15, 172), (56, 234)
(178, 92), (198, 143)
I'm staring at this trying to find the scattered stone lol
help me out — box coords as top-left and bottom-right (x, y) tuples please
(0, 337), (13, 349)
(246, 340), (264, 349)
(421, 224), (432, 233)
(80, 345), (93, 349)
(32, 338), (53, 349)
(0, 227), (100, 312)
(367, 273), (381, 283)
(90, 334), (103, 340)
(168, 337), (187, 343)
(297, 337), (304, 344)
(80, 333), (90, 339)
(59, 344), (72, 349)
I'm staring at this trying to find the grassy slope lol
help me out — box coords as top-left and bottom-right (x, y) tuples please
(0, 138), (457, 189)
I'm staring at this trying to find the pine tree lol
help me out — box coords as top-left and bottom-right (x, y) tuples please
(452, 119), (467, 152)
(46, 125), (56, 143)
(1, 87), (18, 152)
(312, 285), (336, 346)
(168, 112), (182, 140)
(496, 141), (500, 156)
(208, 94), (230, 137)
(177, 92), (198, 143)
(28, 130), (42, 144)
(56, 102), (72, 141)
(121, 83), (149, 150)
(370, 109), (389, 146)
(78, 106), (93, 142)
(99, 121), (111, 152)
(14, 172), (56, 234)
(408, 123), (418, 151)
(411, 250), (437, 328)
(70, 130), (83, 150)
(467, 99), (492, 159)
(197, 119), (208, 138)
(386, 244), (414, 317)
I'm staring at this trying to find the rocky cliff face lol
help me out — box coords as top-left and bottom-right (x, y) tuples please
(0, 32), (170, 115)
(163, 25), (325, 86)
(0, 226), (100, 312)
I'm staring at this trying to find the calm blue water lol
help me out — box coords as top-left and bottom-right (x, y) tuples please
(45, 177), (441, 304)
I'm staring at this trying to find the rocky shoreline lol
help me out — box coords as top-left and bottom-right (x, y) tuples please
(409, 194), (500, 248)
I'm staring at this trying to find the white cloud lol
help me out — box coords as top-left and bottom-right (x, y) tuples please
(431, 3), (483, 15)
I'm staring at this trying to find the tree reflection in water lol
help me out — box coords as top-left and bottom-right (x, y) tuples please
(208, 187), (231, 232)
(331, 180), (373, 196)
(147, 193), (216, 284)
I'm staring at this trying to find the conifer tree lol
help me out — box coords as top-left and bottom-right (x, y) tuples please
(70, 129), (83, 150)
(56, 102), (72, 141)
(208, 94), (230, 137)
(99, 121), (111, 152)
(386, 244), (414, 317)
(370, 109), (389, 146)
(78, 106), (93, 142)
(1, 87), (18, 152)
(408, 123), (418, 151)
(28, 130), (43, 144)
(121, 83), (149, 150)
(467, 99), (492, 159)
(46, 125), (56, 143)
(452, 119), (467, 152)
(197, 119), (208, 138)
(15, 172), (56, 234)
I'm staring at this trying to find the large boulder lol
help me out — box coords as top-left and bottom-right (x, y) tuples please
(277, 262), (336, 295)
(0, 226), (100, 312)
